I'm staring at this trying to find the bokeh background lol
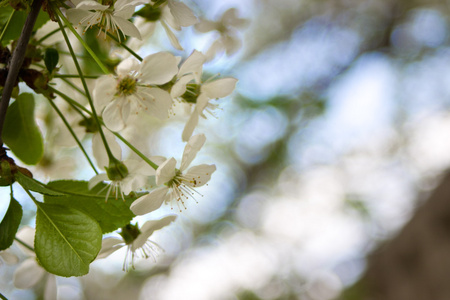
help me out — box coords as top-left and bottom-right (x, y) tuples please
(3, 0), (450, 299)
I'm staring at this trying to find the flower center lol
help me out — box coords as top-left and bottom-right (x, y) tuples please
(181, 83), (201, 103)
(119, 224), (141, 245)
(116, 76), (137, 96)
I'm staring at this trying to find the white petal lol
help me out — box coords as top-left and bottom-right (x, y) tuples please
(0, 251), (19, 264)
(88, 173), (108, 190)
(13, 258), (45, 289)
(103, 100), (126, 131)
(44, 275), (57, 300)
(161, 20), (183, 50)
(194, 20), (218, 33)
(222, 35), (242, 55)
(66, 9), (93, 26)
(205, 39), (224, 61)
(94, 75), (116, 112)
(171, 73), (195, 98)
(178, 50), (206, 83)
(75, 1), (108, 10)
(168, 0), (198, 27)
(138, 87), (172, 119)
(113, 16), (142, 39)
(222, 8), (248, 28)
(181, 110), (199, 142)
(97, 237), (124, 259)
(132, 215), (177, 251)
(196, 93), (210, 113)
(181, 133), (205, 171)
(138, 52), (179, 85)
(130, 187), (168, 215)
(202, 77), (237, 98)
(117, 58), (140, 76)
(156, 157), (177, 185)
(184, 164), (216, 187)
(16, 226), (35, 256)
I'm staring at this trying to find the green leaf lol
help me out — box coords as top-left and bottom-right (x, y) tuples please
(0, 196), (22, 250)
(15, 172), (66, 196)
(44, 180), (136, 233)
(44, 48), (59, 73)
(1, 8), (50, 46)
(35, 202), (102, 277)
(2, 93), (44, 165)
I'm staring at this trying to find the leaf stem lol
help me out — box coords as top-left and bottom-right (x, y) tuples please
(107, 32), (143, 61)
(45, 97), (99, 174)
(14, 237), (34, 252)
(53, 6), (109, 74)
(0, 0), (43, 157)
(0, 9), (16, 44)
(0, 291), (8, 300)
(54, 9), (118, 163)
(113, 132), (158, 170)
(55, 74), (99, 79)
(36, 26), (62, 44)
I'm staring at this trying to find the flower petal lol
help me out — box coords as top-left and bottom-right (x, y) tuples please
(13, 258), (45, 289)
(202, 77), (237, 98)
(117, 58), (140, 76)
(92, 130), (122, 169)
(178, 50), (206, 83)
(156, 157), (177, 185)
(181, 110), (199, 142)
(130, 187), (168, 215)
(103, 100), (126, 131)
(184, 164), (216, 187)
(161, 20), (183, 50)
(97, 237), (124, 259)
(194, 20), (218, 33)
(113, 15), (142, 39)
(44, 275), (57, 300)
(88, 173), (108, 190)
(132, 215), (177, 251)
(138, 52), (179, 84)
(138, 87), (172, 119)
(168, 0), (198, 27)
(181, 133), (206, 170)
(94, 75), (116, 112)
(171, 73), (195, 98)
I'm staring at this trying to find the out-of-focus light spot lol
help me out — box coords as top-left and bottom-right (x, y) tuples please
(234, 107), (288, 164)
(237, 20), (360, 100)
(409, 9), (446, 48)
(306, 270), (342, 300)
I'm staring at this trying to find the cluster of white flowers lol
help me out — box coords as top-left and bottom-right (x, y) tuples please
(64, 0), (243, 269)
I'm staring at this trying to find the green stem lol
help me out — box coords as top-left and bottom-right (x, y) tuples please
(59, 77), (87, 98)
(107, 32), (143, 61)
(0, 291), (8, 300)
(14, 237), (34, 252)
(46, 97), (99, 174)
(55, 74), (99, 79)
(36, 27), (62, 44)
(114, 132), (158, 170)
(54, 11), (117, 163)
(53, 6), (109, 74)
(0, 9), (15, 44)
(49, 86), (90, 114)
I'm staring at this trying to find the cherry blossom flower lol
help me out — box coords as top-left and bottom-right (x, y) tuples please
(130, 134), (216, 214)
(195, 8), (248, 61)
(89, 130), (155, 201)
(94, 52), (178, 132)
(134, 0), (197, 50)
(97, 215), (176, 270)
(66, 0), (144, 41)
(170, 51), (237, 141)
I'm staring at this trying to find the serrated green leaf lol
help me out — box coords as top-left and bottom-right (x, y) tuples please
(35, 202), (102, 277)
(44, 180), (136, 233)
(0, 196), (22, 250)
(15, 172), (66, 196)
(3, 93), (43, 165)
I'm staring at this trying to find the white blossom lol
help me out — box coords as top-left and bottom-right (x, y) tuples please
(94, 52), (178, 132)
(130, 134), (216, 214)
(97, 215), (176, 270)
(66, 0), (144, 41)
(195, 8), (248, 61)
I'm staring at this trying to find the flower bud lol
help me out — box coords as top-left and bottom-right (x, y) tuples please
(44, 48), (59, 74)
(119, 223), (141, 245)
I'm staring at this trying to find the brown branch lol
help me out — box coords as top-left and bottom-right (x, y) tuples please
(0, 0), (44, 157)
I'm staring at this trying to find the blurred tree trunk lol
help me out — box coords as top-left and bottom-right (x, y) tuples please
(351, 172), (450, 299)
